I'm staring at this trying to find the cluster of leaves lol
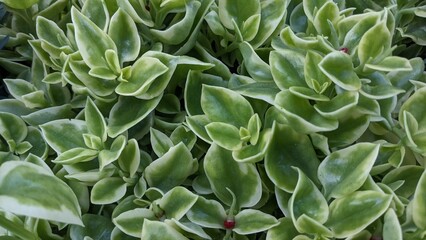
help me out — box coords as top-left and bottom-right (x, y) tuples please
(0, 0), (425, 239)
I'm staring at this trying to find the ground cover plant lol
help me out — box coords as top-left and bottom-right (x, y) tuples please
(0, 0), (425, 239)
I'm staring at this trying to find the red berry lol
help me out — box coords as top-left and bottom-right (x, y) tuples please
(223, 219), (236, 229)
(340, 47), (349, 54)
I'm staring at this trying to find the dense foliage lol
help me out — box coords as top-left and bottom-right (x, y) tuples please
(0, 0), (425, 239)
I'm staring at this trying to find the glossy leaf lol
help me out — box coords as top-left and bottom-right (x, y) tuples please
(318, 143), (380, 199)
(206, 122), (242, 150)
(85, 98), (107, 142)
(0, 0), (38, 9)
(40, 119), (88, 154)
(108, 9), (140, 63)
(108, 95), (162, 138)
(22, 105), (75, 126)
(0, 112), (27, 145)
(274, 90), (338, 133)
(91, 177), (127, 205)
(141, 219), (188, 240)
(358, 21), (391, 66)
(53, 147), (98, 165)
(145, 142), (196, 192)
(151, 0), (201, 45)
(265, 123), (320, 192)
(187, 196), (227, 229)
(314, 91), (359, 119)
(270, 49), (306, 89)
(289, 168), (329, 224)
(81, 0), (109, 31)
(218, 0), (260, 31)
(383, 209), (402, 240)
(98, 136), (126, 171)
(113, 208), (156, 238)
(69, 214), (115, 240)
(325, 191), (392, 238)
(0, 161), (82, 225)
(412, 170), (426, 229)
(116, 57), (168, 96)
(319, 51), (361, 91)
(239, 41), (273, 82)
(266, 218), (299, 240)
(204, 144), (262, 208)
(250, 0), (288, 48)
(233, 209), (279, 235)
(71, 7), (117, 69)
(158, 186), (198, 220)
(150, 127), (174, 157)
(201, 85), (253, 127)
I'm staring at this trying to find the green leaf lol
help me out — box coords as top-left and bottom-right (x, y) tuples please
(383, 209), (402, 240)
(82, 0), (109, 31)
(151, 0), (201, 45)
(399, 87), (426, 131)
(233, 209), (279, 235)
(274, 90), (338, 133)
(108, 9), (140, 63)
(70, 214), (115, 240)
(206, 122), (242, 151)
(304, 51), (330, 93)
(358, 21), (391, 66)
(141, 219), (188, 240)
(53, 147), (98, 165)
(85, 98), (107, 142)
(0, 161), (82, 225)
(118, 139), (140, 177)
(201, 85), (253, 127)
(98, 135), (127, 170)
(365, 56), (412, 72)
(218, 0), (260, 30)
(319, 51), (361, 91)
(302, 0), (328, 21)
(145, 142), (196, 192)
(0, 112), (27, 145)
(382, 165), (425, 198)
(204, 144), (262, 208)
(69, 59), (117, 97)
(313, 1), (339, 38)
(22, 105), (76, 126)
(91, 177), (127, 205)
(36, 16), (69, 49)
(270, 49), (306, 89)
(3, 78), (36, 103)
(170, 126), (197, 151)
(108, 95), (161, 138)
(250, 0), (288, 48)
(0, 0), (38, 9)
(113, 208), (156, 238)
(239, 41), (273, 82)
(184, 71), (227, 116)
(360, 84), (405, 100)
(40, 119), (88, 154)
(116, 57), (168, 96)
(266, 218), (299, 240)
(314, 91), (359, 119)
(185, 115), (213, 143)
(412, 170), (426, 229)
(318, 143), (380, 199)
(325, 191), (392, 238)
(289, 168), (328, 225)
(158, 186), (198, 220)
(71, 7), (117, 69)
(265, 124), (320, 192)
(187, 196), (227, 229)
(150, 128), (174, 157)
